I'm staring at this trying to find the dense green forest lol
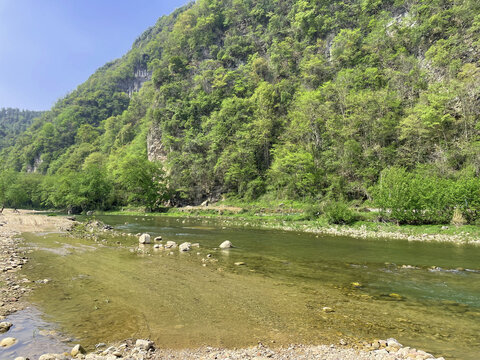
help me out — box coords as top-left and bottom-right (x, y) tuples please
(1, 0), (480, 224)
(0, 108), (43, 150)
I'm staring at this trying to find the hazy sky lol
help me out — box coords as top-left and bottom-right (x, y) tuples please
(0, 0), (188, 110)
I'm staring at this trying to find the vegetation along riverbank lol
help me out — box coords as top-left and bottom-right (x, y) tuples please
(103, 201), (480, 246)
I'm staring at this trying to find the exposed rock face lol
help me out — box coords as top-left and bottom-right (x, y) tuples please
(26, 154), (43, 173)
(147, 123), (167, 162)
(127, 68), (152, 97)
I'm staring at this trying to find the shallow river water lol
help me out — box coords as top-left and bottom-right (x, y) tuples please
(8, 215), (480, 359)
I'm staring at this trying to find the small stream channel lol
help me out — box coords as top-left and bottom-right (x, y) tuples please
(4, 215), (480, 359)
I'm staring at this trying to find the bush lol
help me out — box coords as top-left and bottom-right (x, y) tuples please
(374, 167), (480, 224)
(323, 200), (358, 225)
(303, 203), (323, 220)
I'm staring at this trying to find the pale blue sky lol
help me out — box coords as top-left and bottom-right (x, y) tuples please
(0, 0), (188, 110)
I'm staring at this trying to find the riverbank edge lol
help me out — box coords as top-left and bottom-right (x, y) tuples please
(100, 207), (480, 246)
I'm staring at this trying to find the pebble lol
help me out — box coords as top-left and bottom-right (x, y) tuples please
(322, 306), (335, 313)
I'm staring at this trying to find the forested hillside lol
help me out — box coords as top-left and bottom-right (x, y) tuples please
(0, 108), (43, 150)
(1, 0), (480, 223)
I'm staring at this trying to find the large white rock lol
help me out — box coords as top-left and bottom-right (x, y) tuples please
(179, 242), (192, 252)
(135, 339), (154, 350)
(0, 337), (16, 347)
(138, 233), (151, 244)
(219, 240), (233, 249)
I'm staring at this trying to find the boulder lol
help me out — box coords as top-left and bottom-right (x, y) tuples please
(154, 236), (163, 242)
(138, 234), (151, 244)
(135, 339), (154, 350)
(164, 241), (177, 249)
(219, 240), (233, 249)
(179, 242), (192, 252)
(0, 321), (12, 333)
(71, 344), (87, 357)
(0, 337), (16, 347)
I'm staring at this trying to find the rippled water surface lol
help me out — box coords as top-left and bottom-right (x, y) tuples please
(17, 215), (480, 359)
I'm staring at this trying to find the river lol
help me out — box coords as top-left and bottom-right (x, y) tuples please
(8, 215), (480, 359)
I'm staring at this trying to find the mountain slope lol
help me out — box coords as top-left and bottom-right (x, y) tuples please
(1, 0), (480, 214)
(0, 108), (43, 151)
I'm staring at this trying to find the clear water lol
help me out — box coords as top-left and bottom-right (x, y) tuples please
(17, 215), (480, 359)
(0, 307), (71, 359)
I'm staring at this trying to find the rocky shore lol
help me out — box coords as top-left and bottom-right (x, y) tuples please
(210, 218), (480, 246)
(0, 210), (448, 360)
(28, 338), (446, 360)
(0, 209), (75, 318)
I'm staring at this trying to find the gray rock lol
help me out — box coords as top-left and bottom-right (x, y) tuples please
(179, 242), (192, 252)
(139, 233), (151, 244)
(219, 240), (233, 249)
(164, 241), (177, 249)
(71, 344), (87, 356)
(0, 321), (12, 332)
(14, 357), (29, 360)
(0, 336), (16, 347)
(135, 339), (154, 350)
(386, 338), (402, 348)
(39, 355), (61, 360)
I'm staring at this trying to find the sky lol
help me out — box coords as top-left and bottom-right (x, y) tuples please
(0, 0), (188, 110)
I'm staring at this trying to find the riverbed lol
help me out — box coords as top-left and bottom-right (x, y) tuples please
(12, 215), (480, 359)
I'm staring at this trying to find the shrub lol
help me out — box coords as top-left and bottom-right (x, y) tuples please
(323, 200), (358, 225)
(374, 167), (480, 224)
(303, 203), (323, 220)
